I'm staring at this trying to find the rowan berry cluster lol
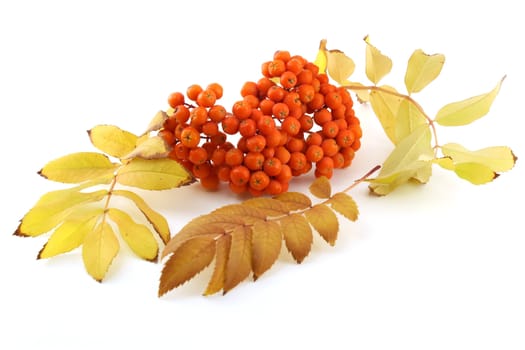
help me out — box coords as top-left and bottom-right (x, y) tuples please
(158, 50), (362, 195)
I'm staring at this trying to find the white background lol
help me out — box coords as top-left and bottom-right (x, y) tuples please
(1, 1), (523, 349)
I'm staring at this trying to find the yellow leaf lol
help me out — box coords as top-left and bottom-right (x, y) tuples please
(251, 221), (282, 280)
(435, 76), (505, 126)
(122, 135), (170, 160)
(273, 192), (312, 211)
(112, 189), (170, 244)
(38, 209), (103, 259)
(395, 98), (428, 143)
(304, 205), (339, 246)
(158, 234), (216, 297)
(404, 49), (445, 94)
(453, 162), (497, 185)
(204, 234), (231, 296)
(314, 39), (327, 74)
(434, 157), (455, 170)
(15, 188), (107, 237)
(441, 143), (517, 172)
(143, 110), (168, 135)
(309, 176), (331, 199)
(327, 193), (359, 221)
(369, 86), (403, 144)
(368, 125), (433, 195)
(82, 221), (120, 282)
(116, 158), (194, 190)
(224, 225), (252, 294)
(88, 124), (138, 158)
(326, 49), (355, 86)
(38, 152), (118, 184)
(364, 35), (393, 85)
(411, 162), (433, 184)
(280, 213), (313, 263)
(107, 208), (158, 262)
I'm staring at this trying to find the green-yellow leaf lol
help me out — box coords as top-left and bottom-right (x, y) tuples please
(314, 39), (327, 74)
(224, 225), (252, 294)
(251, 221), (282, 280)
(122, 135), (169, 160)
(107, 208), (158, 262)
(304, 204), (339, 246)
(204, 234), (231, 296)
(404, 49), (445, 94)
(15, 188), (107, 237)
(88, 124), (138, 158)
(143, 110), (168, 135)
(82, 221), (120, 282)
(309, 176), (331, 199)
(347, 81), (370, 103)
(38, 152), (118, 184)
(395, 98), (428, 143)
(453, 162), (497, 184)
(112, 189), (170, 244)
(326, 49), (355, 86)
(117, 158), (194, 190)
(327, 193), (359, 221)
(368, 125), (433, 195)
(441, 143), (517, 172)
(435, 76), (505, 126)
(369, 86), (402, 144)
(364, 35), (393, 85)
(38, 209), (103, 259)
(158, 234), (216, 297)
(280, 213), (313, 263)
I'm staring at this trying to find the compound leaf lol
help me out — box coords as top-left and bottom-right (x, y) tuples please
(224, 226), (252, 294)
(117, 158), (194, 190)
(404, 49), (445, 94)
(395, 98), (428, 142)
(304, 204), (339, 246)
(441, 143), (516, 172)
(327, 193), (359, 221)
(309, 176), (331, 199)
(107, 208), (158, 262)
(273, 192), (312, 211)
(280, 213), (313, 263)
(326, 49), (355, 85)
(38, 208), (103, 259)
(204, 234), (231, 296)
(364, 35), (393, 85)
(88, 124), (138, 159)
(158, 234), (216, 296)
(82, 221), (120, 282)
(251, 221), (282, 280)
(369, 86), (402, 144)
(38, 152), (118, 184)
(435, 76), (505, 126)
(122, 135), (170, 160)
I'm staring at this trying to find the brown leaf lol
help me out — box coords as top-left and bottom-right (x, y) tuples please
(204, 234), (231, 296)
(304, 204), (339, 246)
(162, 214), (244, 259)
(212, 204), (267, 224)
(251, 221), (282, 280)
(309, 176), (332, 199)
(273, 192), (312, 211)
(280, 213), (313, 263)
(223, 226), (252, 294)
(327, 193), (359, 221)
(243, 197), (291, 217)
(158, 234), (216, 297)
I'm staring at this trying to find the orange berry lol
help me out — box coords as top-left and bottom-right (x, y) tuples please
(314, 108), (332, 125)
(249, 171), (270, 191)
(208, 105), (227, 122)
(206, 83), (223, 99)
(336, 129), (355, 148)
(186, 84), (203, 101)
(321, 138), (339, 157)
(276, 164), (292, 183)
(189, 106), (208, 127)
(196, 88), (217, 107)
(230, 165), (250, 186)
(239, 118), (257, 137)
(325, 91), (343, 109)
(225, 148), (244, 167)
(265, 179), (283, 195)
(258, 115), (277, 136)
(268, 59), (286, 77)
(273, 50), (291, 63)
(288, 152), (308, 171)
(282, 116), (301, 135)
(306, 132), (323, 146)
(322, 120), (339, 138)
(240, 81), (258, 97)
(192, 162), (212, 178)
(168, 92), (185, 108)
(267, 85), (286, 102)
(217, 165), (231, 182)
(180, 126), (201, 148)
(297, 84), (315, 103)
(200, 172), (220, 191)
(305, 144), (324, 163)
(221, 115), (240, 135)
(263, 157), (282, 177)
(280, 71), (297, 89)
(172, 105), (191, 123)
(188, 147), (208, 165)
(202, 121), (219, 137)
(244, 152), (265, 171)
(246, 134), (267, 153)
(272, 102), (289, 119)
(158, 129), (175, 146)
(232, 100), (252, 119)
